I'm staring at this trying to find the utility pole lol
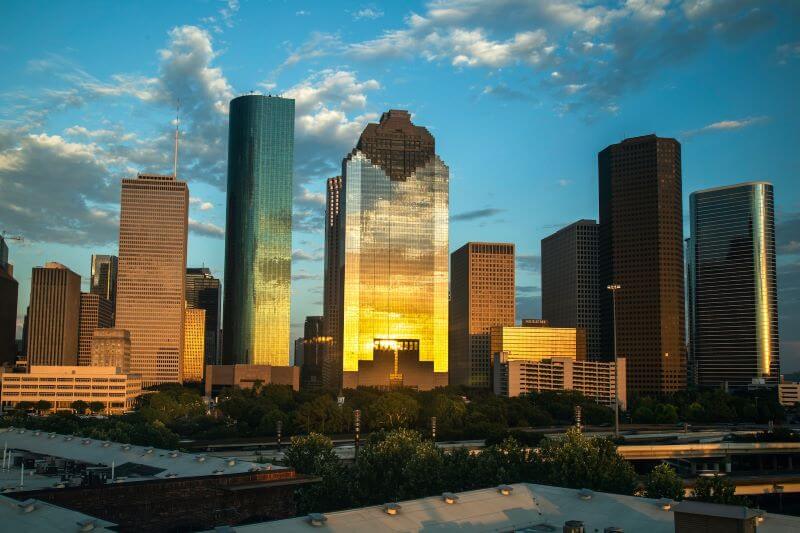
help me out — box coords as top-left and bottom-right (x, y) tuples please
(607, 283), (621, 439)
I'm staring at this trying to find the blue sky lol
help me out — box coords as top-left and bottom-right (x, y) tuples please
(1, 1), (799, 368)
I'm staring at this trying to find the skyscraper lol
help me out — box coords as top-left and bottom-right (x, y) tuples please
(223, 95), (294, 366)
(541, 220), (600, 359)
(90, 254), (118, 313)
(300, 315), (326, 389)
(322, 176), (342, 389)
(116, 173), (188, 386)
(91, 328), (131, 372)
(27, 262), (81, 366)
(78, 293), (113, 366)
(599, 134), (686, 394)
(183, 306), (206, 382)
(0, 236), (18, 365)
(335, 110), (449, 390)
(449, 242), (516, 387)
(689, 182), (779, 389)
(186, 267), (221, 365)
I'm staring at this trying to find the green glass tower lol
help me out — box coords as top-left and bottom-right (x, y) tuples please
(223, 95), (294, 365)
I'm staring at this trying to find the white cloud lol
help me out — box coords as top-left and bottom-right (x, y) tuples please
(777, 41), (800, 64)
(353, 7), (384, 20)
(188, 218), (224, 238)
(292, 249), (324, 261)
(296, 10), (311, 16)
(190, 196), (214, 210)
(686, 116), (768, 135)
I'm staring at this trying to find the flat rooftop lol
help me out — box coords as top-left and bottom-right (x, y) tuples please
(226, 483), (800, 533)
(0, 427), (286, 491)
(0, 493), (115, 532)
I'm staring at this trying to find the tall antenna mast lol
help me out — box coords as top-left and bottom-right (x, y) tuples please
(173, 100), (180, 179)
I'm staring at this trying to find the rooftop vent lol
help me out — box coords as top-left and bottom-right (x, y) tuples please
(121, 444), (131, 451)
(227, 459), (237, 467)
(384, 503), (402, 516)
(196, 455), (207, 463)
(102, 442), (111, 448)
(578, 489), (593, 500)
(77, 519), (97, 532)
(308, 513), (327, 527)
(164, 473), (178, 479)
(442, 492), (459, 504)
(18, 429), (25, 434)
(144, 448), (154, 455)
(48, 433), (56, 439)
(658, 498), (674, 511)
(64, 436), (73, 441)
(498, 485), (514, 496)
(81, 439), (92, 445)
(169, 451), (179, 458)
(52, 482), (66, 489)
(563, 520), (584, 533)
(18, 499), (36, 513)
(212, 469), (224, 475)
(33, 431), (41, 436)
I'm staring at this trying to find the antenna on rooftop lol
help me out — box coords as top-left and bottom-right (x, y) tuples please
(173, 100), (180, 179)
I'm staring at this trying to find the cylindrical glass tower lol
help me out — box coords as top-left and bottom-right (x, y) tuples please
(223, 95), (294, 365)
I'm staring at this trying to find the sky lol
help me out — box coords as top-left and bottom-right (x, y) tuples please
(1, 0), (799, 369)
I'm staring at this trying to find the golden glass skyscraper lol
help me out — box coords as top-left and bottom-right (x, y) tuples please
(183, 306), (205, 382)
(116, 173), (188, 386)
(223, 95), (294, 366)
(333, 110), (449, 390)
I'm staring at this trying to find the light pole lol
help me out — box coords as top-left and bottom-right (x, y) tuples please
(607, 283), (621, 438)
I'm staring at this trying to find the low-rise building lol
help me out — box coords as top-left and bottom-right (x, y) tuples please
(779, 381), (800, 407)
(493, 353), (626, 409)
(0, 366), (142, 414)
(204, 364), (300, 396)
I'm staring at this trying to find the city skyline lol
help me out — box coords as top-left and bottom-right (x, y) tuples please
(1, 1), (799, 369)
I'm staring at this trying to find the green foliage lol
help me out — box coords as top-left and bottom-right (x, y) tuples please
(692, 475), (745, 505)
(88, 401), (105, 414)
(70, 400), (88, 414)
(139, 386), (206, 426)
(644, 463), (684, 500)
(366, 392), (420, 430)
(536, 427), (638, 495)
(629, 389), (784, 424)
(35, 400), (53, 413)
(294, 395), (349, 434)
(283, 433), (353, 513)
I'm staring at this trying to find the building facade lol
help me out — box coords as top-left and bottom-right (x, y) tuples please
(116, 174), (188, 386)
(205, 364), (300, 396)
(599, 134), (686, 394)
(0, 236), (18, 365)
(90, 254), (118, 313)
(91, 328), (131, 372)
(449, 242), (515, 387)
(541, 220), (600, 360)
(223, 95), (294, 366)
(183, 307), (205, 382)
(322, 176), (342, 389)
(493, 353), (626, 409)
(490, 325), (587, 363)
(185, 267), (221, 365)
(334, 110), (449, 390)
(27, 263), (81, 366)
(0, 366), (142, 414)
(78, 293), (113, 366)
(300, 316), (327, 389)
(689, 182), (779, 389)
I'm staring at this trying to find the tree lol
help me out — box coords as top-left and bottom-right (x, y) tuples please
(644, 463), (684, 500)
(536, 427), (638, 495)
(366, 392), (420, 430)
(692, 475), (745, 505)
(71, 400), (89, 415)
(15, 401), (34, 412)
(34, 400), (53, 415)
(294, 395), (348, 434)
(283, 433), (352, 513)
(88, 401), (105, 414)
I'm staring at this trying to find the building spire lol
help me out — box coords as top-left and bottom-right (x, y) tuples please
(173, 100), (180, 179)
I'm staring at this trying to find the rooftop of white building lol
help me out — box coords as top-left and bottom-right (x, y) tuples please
(0, 493), (115, 532)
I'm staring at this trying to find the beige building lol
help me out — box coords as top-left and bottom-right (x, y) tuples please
(183, 307), (205, 382)
(779, 382), (800, 407)
(205, 364), (300, 396)
(116, 174), (188, 387)
(493, 353), (626, 409)
(0, 366), (142, 414)
(490, 325), (587, 363)
(27, 262), (81, 366)
(91, 328), (131, 372)
(449, 242), (515, 388)
(78, 293), (113, 366)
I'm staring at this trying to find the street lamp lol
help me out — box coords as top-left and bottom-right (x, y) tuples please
(607, 283), (621, 438)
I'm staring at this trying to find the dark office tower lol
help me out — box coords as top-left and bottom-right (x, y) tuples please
(542, 220), (600, 360)
(78, 293), (113, 366)
(322, 176), (342, 388)
(599, 134), (686, 395)
(223, 95), (294, 366)
(0, 236), (18, 365)
(117, 174), (188, 386)
(337, 110), (449, 390)
(186, 267), (221, 365)
(689, 182), (779, 389)
(90, 255), (118, 313)
(449, 243), (516, 387)
(27, 262), (81, 366)
(301, 316), (326, 389)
